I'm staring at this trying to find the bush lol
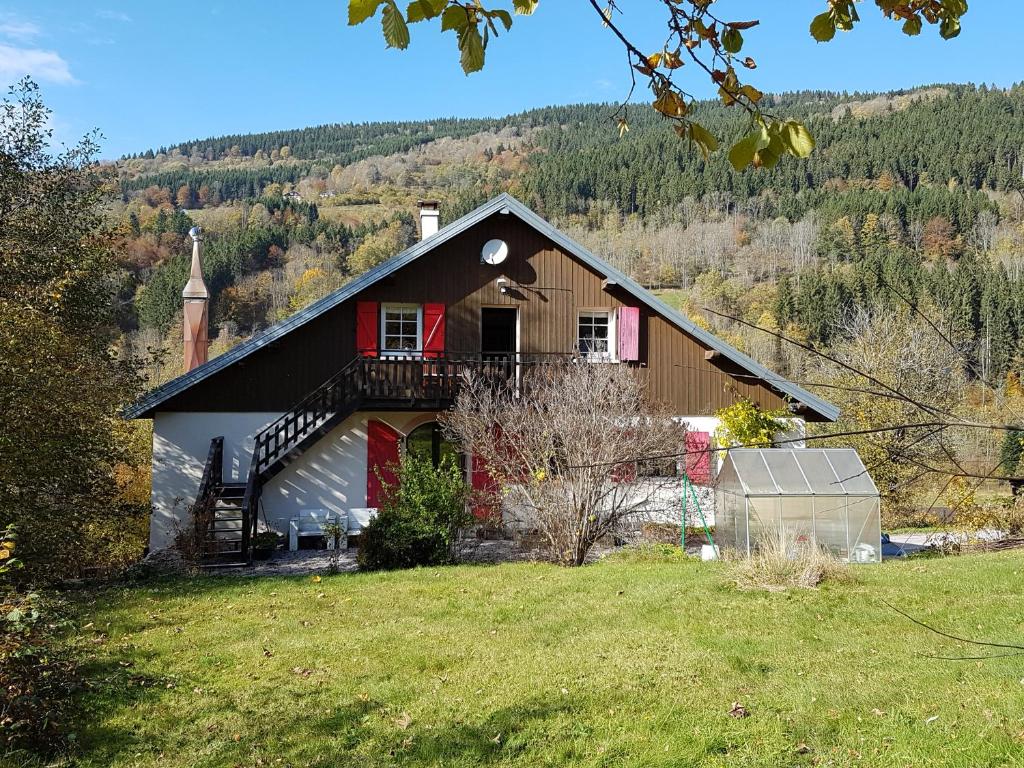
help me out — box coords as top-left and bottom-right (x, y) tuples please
(730, 528), (852, 592)
(358, 454), (472, 571)
(0, 590), (79, 758)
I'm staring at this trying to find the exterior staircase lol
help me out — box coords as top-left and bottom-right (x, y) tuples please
(192, 353), (546, 565)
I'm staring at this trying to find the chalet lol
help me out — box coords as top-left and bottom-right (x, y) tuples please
(126, 194), (838, 564)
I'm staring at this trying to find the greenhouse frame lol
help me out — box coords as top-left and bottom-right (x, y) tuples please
(715, 448), (881, 564)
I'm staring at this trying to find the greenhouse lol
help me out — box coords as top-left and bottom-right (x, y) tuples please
(715, 448), (881, 564)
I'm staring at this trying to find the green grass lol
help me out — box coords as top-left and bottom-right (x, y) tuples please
(58, 551), (1024, 768)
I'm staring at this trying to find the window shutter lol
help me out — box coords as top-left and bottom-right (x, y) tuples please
(422, 303), (446, 359)
(617, 306), (640, 361)
(685, 431), (712, 485)
(356, 301), (379, 357)
(366, 419), (401, 507)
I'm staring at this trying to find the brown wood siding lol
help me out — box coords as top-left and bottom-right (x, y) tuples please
(159, 213), (795, 416)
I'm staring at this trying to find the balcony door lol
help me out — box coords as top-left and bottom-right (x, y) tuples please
(481, 307), (518, 382)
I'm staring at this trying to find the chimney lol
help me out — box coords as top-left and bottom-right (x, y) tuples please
(418, 200), (440, 240)
(182, 226), (209, 372)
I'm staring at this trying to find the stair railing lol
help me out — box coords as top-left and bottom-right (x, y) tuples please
(194, 436), (224, 555)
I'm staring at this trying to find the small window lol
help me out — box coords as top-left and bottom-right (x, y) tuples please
(381, 304), (421, 356)
(577, 310), (615, 361)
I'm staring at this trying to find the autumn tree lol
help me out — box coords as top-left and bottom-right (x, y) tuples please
(349, 0), (966, 169)
(0, 79), (145, 579)
(442, 360), (685, 566)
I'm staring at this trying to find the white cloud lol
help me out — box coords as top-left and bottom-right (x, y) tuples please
(96, 10), (132, 23)
(0, 20), (41, 42)
(0, 44), (76, 84)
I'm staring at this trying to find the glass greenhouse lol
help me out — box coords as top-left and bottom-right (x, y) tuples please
(715, 448), (881, 564)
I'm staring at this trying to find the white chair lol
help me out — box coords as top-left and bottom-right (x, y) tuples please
(346, 508), (378, 536)
(288, 509), (347, 551)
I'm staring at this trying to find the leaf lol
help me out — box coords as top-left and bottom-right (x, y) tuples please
(647, 52), (662, 69)
(382, 1), (410, 49)
(721, 28), (743, 54)
(739, 84), (763, 103)
(809, 12), (836, 42)
(653, 89), (687, 118)
(490, 9), (513, 31)
(726, 19), (759, 30)
(687, 122), (719, 159)
(755, 130), (786, 169)
(662, 50), (683, 69)
(458, 24), (485, 74)
(406, 0), (445, 23)
(349, 0), (385, 25)
(728, 131), (761, 171)
(616, 118), (630, 139)
(512, 0), (538, 15)
(939, 16), (961, 39)
(741, 56), (757, 69)
(901, 15), (922, 36)
(441, 5), (469, 31)
(779, 120), (815, 157)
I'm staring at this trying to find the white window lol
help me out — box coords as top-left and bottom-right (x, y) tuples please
(577, 310), (616, 361)
(381, 304), (421, 356)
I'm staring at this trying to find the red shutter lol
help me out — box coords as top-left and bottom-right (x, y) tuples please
(356, 301), (379, 357)
(685, 431), (712, 485)
(422, 303), (445, 359)
(618, 306), (639, 362)
(366, 419), (401, 507)
(471, 453), (502, 520)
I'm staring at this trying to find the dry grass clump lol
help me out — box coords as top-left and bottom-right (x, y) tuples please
(730, 528), (853, 592)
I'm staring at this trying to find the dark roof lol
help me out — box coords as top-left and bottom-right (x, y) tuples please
(125, 193), (839, 421)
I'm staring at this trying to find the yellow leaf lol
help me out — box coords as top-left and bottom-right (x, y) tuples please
(739, 84), (763, 103)
(653, 90), (687, 118)
(311, 575), (322, 583)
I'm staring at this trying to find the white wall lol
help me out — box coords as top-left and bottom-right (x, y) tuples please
(149, 410), (434, 551)
(150, 411), (804, 551)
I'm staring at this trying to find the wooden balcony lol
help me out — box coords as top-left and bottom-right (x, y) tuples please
(359, 352), (565, 407)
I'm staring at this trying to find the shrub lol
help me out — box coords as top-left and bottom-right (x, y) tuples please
(730, 527), (852, 592)
(1, 590), (79, 758)
(358, 454), (472, 571)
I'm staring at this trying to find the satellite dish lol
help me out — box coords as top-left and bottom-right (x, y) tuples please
(481, 239), (509, 266)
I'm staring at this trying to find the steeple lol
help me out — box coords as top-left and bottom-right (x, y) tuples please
(182, 226), (209, 371)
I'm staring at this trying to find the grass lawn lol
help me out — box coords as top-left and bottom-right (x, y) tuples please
(58, 550), (1024, 768)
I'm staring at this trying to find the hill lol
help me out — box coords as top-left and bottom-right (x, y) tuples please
(112, 82), (1024, 385)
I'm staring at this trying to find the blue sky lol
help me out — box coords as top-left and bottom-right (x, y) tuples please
(0, 1), (1016, 159)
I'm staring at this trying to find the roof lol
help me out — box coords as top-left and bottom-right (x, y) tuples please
(125, 193), (839, 421)
(720, 449), (877, 496)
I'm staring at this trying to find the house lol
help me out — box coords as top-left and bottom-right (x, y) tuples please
(126, 194), (838, 563)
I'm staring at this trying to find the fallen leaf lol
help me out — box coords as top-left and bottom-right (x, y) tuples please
(311, 575), (322, 583)
(795, 743), (810, 754)
(262, 647), (274, 658)
(925, 715), (939, 725)
(395, 712), (412, 730)
(728, 702), (749, 718)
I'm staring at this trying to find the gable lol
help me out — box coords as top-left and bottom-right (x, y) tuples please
(126, 194), (837, 421)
